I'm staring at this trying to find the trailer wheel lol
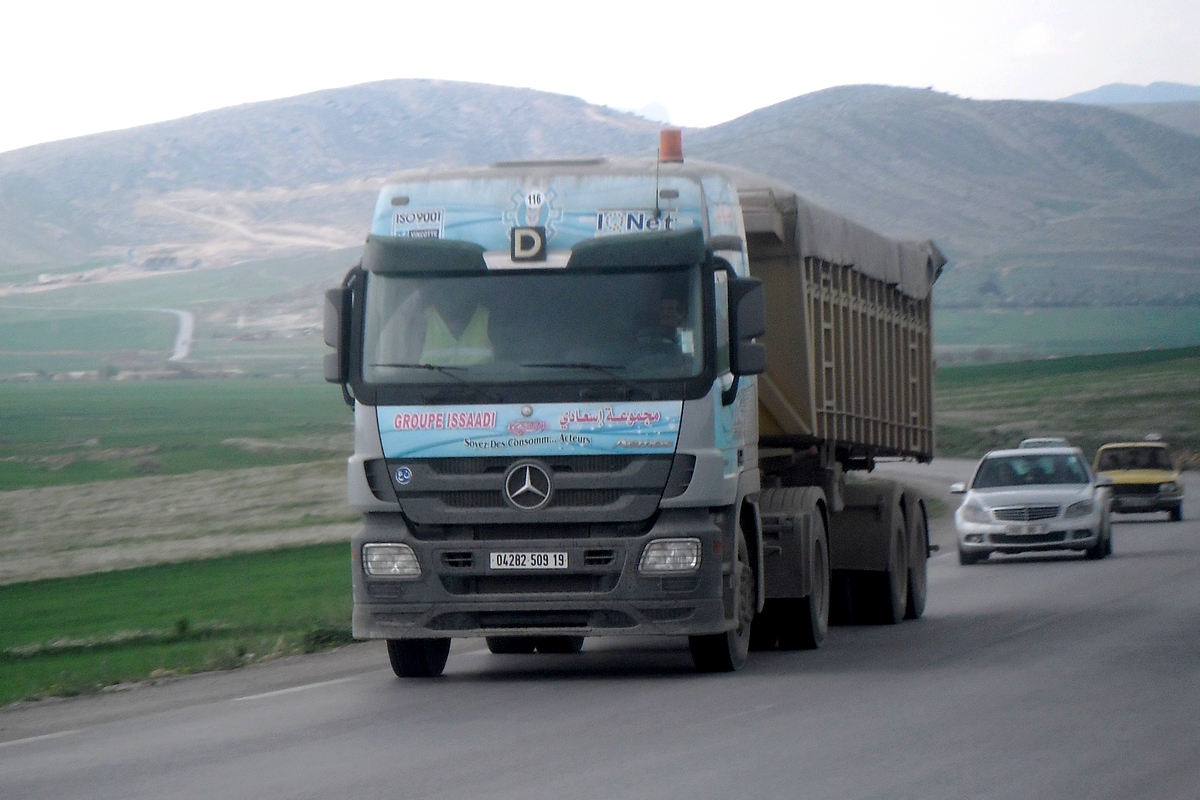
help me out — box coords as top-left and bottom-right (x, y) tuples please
(689, 530), (754, 672)
(486, 637), (537, 655)
(904, 503), (929, 620)
(387, 638), (451, 678)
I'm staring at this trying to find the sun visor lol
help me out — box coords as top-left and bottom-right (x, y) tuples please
(566, 228), (706, 269)
(363, 234), (487, 274)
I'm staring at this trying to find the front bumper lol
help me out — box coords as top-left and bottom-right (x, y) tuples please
(956, 520), (1101, 555)
(351, 508), (735, 640)
(1109, 492), (1182, 514)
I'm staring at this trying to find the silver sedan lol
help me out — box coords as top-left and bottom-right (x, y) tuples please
(952, 448), (1113, 564)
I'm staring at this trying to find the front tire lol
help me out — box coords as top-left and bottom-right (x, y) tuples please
(387, 638), (451, 678)
(958, 547), (988, 566)
(1169, 504), (1183, 522)
(689, 530), (755, 672)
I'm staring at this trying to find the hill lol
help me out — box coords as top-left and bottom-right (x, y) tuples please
(1103, 102), (1200, 140)
(688, 86), (1200, 307)
(0, 80), (659, 273)
(1061, 82), (1200, 104)
(1, 80), (1198, 314)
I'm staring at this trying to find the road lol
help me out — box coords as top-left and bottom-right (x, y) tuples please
(2, 465), (1198, 800)
(161, 308), (194, 362)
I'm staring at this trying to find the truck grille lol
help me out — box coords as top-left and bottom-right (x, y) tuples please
(382, 454), (674, 525)
(994, 505), (1060, 522)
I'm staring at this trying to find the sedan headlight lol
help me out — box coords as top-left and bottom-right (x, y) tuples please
(960, 499), (992, 524)
(1159, 482), (1179, 494)
(1064, 499), (1094, 519)
(363, 543), (421, 578)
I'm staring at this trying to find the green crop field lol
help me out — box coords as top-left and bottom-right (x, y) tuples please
(933, 307), (1200, 364)
(935, 345), (1200, 462)
(0, 378), (352, 489)
(0, 544), (352, 707)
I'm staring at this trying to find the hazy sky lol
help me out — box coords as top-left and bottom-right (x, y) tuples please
(2, 0), (1197, 154)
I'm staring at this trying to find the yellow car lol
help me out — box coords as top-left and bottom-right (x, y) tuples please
(1093, 441), (1184, 521)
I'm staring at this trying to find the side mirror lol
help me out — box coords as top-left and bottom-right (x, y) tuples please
(728, 276), (766, 376)
(1095, 475), (1114, 487)
(323, 287), (351, 384)
(950, 482), (967, 494)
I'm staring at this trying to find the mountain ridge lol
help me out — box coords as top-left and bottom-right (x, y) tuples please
(1, 79), (1197, 309)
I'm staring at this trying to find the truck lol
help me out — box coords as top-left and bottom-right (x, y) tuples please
(324, 131), (945, 676)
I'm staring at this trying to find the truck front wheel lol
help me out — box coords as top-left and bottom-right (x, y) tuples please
(689, 530), (755, 672)
(387, 638), (451, 678)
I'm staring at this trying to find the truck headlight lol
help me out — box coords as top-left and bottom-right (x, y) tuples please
(1065, 499), (1094, 518)
(960, 499), (992, 524)
(363, 543), (421, 578)
(639, 538), (702, 573)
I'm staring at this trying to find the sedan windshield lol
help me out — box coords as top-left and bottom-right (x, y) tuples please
(361, 265), (704, 385)
(1096, 447), (1173, 471)
(972, 453), (1091, 488)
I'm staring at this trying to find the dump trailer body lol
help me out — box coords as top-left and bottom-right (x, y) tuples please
(733, 173), (942, 462)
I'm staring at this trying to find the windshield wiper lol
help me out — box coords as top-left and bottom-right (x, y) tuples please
(371, 362), (503, 403)
(520, 362), (658, 400)
(371, 362), (469, 383)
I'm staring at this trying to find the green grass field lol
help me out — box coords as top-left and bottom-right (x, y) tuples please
(935, 345), (1200, 462)
(933, 307), (1200, 364)
(1, 346), (1197, 705)
(0, 544), (352, 706)
(0, 378), (351, 489)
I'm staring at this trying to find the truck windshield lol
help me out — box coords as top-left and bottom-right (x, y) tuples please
(361, 265), (704, 386)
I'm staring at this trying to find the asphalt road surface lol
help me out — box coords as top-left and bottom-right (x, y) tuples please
(2, 463), (1198, 800)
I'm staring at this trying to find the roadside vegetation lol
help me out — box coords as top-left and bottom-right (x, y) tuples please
(0, 378), (350, 489)
(934, 307), (1200, 365)
(1, 348), (1197, 705)
(935, 345), (1200, 464)
(0, 545), (352, 707)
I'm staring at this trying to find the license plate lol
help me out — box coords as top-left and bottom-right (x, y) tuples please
(1005, 523), (1048, 536)
(489, 551), (568, 570)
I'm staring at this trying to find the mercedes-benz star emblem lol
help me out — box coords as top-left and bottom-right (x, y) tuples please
(504, 462), (552, 511)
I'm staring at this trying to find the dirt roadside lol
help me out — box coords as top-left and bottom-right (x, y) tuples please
(0, 460), (357, 585)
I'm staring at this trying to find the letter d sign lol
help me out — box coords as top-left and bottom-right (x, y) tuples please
(510, 226), (546, 261)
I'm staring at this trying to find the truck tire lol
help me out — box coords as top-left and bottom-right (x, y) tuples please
(535, 636), (585, 654)
(778, 513), (829, 649)
(874, 510), (909, 624)
(387, 638), (451, 678)
(486, 637), (537, 654)
(905, 502), (929, 620)
(689, 530), (755, 672)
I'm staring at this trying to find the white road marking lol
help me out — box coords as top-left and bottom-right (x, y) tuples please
(0, 729), (80, 749)
(233, 676), (359, 702)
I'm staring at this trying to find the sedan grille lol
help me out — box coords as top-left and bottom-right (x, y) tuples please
(993, 505), (1060, 522)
